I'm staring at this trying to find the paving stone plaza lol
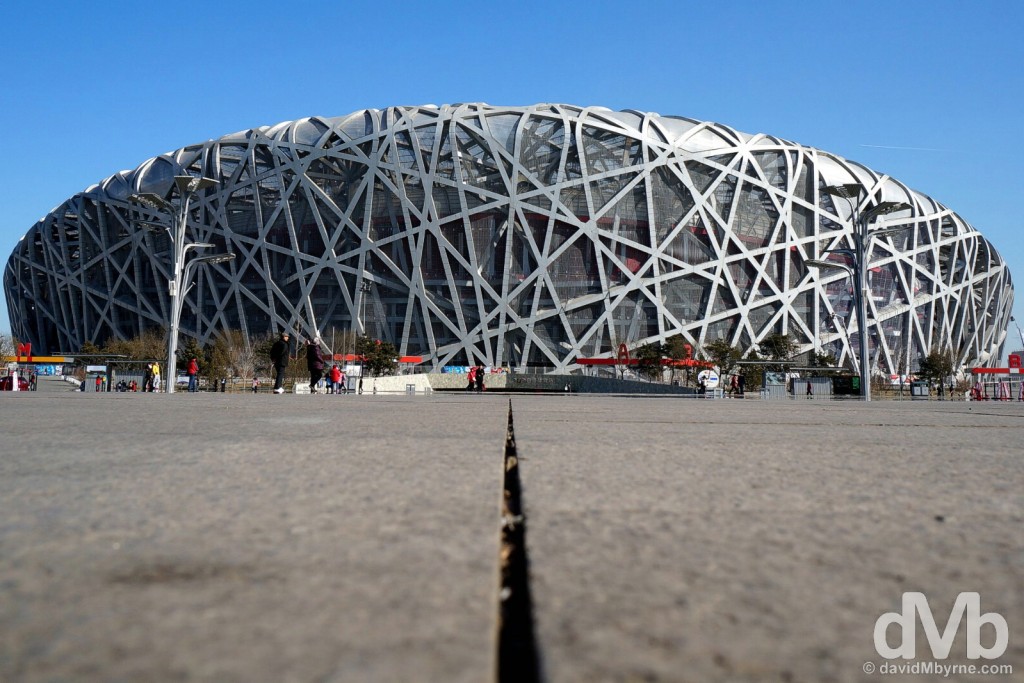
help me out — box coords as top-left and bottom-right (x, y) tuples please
(1, 379), (1021, 682)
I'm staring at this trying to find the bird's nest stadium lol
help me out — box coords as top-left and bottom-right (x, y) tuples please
(3, 103), (1014, 374)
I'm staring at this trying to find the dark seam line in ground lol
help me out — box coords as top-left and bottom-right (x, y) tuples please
(497, 399), (543, 683)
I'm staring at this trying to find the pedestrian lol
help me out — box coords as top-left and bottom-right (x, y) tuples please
(252, 376), (259, 393)
(738, 372), (746, 397)
(937, 382), (944, 401)
(339, 370), (348, 394)
(306, 337), (325, 393)
(730, 374), (739, 397)
(270, 332), (290, 394)
(806, 379), (813, 399)
(94, 375), (102, 392)
(475, 364), (485, 392)
(187, 357), (199, 393)
(698, 376), (706, 395)
(220, 378), (227, 393)
(152, 362), (161, 392)
(467, 365), (476, 392)
(330, 364), (342, 394)
(143, 364), (152, 392)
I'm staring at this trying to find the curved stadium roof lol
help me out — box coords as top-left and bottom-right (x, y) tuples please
(3, 103), (1014, 373)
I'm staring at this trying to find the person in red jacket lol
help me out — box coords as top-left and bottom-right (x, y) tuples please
(187, 357), (199, 393)
(330, 364), (342, 394)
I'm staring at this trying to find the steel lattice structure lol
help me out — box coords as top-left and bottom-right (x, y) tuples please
(4, 104), (1014, 373)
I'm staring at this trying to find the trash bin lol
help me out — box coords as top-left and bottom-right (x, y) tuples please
(910, 381), (929, 399)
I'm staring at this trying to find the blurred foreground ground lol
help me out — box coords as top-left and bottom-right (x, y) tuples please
(1, 381), (1021, 682)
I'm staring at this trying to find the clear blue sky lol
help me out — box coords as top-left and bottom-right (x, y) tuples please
(2, 1), (1022, 354)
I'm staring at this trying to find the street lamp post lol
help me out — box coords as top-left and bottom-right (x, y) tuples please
(1011, 316), (1024, 349)
(358, 280), (371, 392)
(815, 184), (912, 401)
(807, 258), (857, 373)
(130, 176), (234, 394)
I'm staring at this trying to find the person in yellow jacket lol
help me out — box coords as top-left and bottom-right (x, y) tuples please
(152, 362), (161, 392)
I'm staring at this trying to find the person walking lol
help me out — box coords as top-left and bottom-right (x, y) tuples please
(339, 369), (348, 394)
(251, 376), (259, 394)
(475, 364), (485, 392)
(94, 374), (102, 392)
(152, 362), (161, 392)
(806, 379), (813, 399)
(187, 357), (199, 393)
(270, 332), (290, 394)
(306, 337), (325, 393)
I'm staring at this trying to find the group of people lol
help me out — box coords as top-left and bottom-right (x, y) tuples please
(306, 337), (350, 394)
(82, 363), (160, 392)
(141, 362), (161, 392)
(466, 364), (486, 392)
(696, 372), (746, 397)
(268, 332), (352, 395)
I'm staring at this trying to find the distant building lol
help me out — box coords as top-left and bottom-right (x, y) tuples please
(4, 104), (1014, 374)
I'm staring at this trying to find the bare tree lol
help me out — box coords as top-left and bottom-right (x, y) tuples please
(218, 329), (257, 379)
(102, 328), (166, 360)
(0, 332), (16, 362)
(703, 339), (743, 378)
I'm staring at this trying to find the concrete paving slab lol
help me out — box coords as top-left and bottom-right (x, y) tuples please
(0, 392), (511, 683)
(512, 397), (1024, 683)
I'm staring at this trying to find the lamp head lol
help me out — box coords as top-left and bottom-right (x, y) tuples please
(865, 201), (912, 220)
(174, 175), (219, 195)
(807, 259), (854, 275)
(195, 252), (235, 266)
(823, 183), (862, 200)
(129, 192), (173, 213)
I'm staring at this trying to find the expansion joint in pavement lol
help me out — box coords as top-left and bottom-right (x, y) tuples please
(497, 400), (542, 683)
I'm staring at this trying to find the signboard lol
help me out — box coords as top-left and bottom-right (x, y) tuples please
(832, 376), (860, 395)
(697, 369), (720, 389)
(86, 365), (106, 373)
(616, 343), (630, 365)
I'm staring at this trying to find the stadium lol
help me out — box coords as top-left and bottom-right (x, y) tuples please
(3, 103), (1014, 375)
